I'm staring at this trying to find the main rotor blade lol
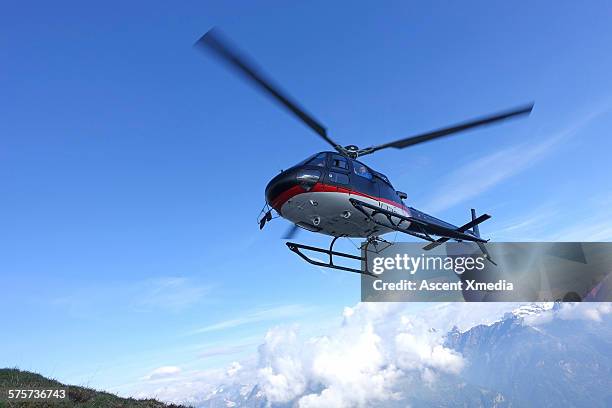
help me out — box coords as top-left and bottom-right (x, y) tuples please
(357, 103), (534, 157)
(195, 29), (342, 151)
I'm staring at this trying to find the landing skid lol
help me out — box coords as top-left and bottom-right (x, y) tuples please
(286, 236), (391, 277)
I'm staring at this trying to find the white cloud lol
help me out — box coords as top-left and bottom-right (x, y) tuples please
(226, 362), (242, 377)
(191, 304), (313, 334)
(143, 366), (181, 380)
(130, 367), (235, 404)
(296, 322), (401, 408)
(235, 302), (474, 407)
(256, 326), (308, 403)
(524, 302), (612, 326)
(395, 332), (464, 375)
(241, 302), (533, 406)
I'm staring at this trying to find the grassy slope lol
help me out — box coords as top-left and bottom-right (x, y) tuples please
(0, 368), (189, 407)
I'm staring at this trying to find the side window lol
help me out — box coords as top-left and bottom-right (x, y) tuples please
(331, 154), (349, 171)
(328, 172), (349, 185)
(379, 183), (400, 203)
(307, 153), (327, 167)
(353, 161), (372, 180)
(374, 172), (400, 203)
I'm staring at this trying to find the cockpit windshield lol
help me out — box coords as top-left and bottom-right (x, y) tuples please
(352, 160), (373, 180)
(298, 152), (327, 167)
(373, 171), (393, 187)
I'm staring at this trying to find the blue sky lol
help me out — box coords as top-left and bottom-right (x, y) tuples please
(1, 0), (612, 397)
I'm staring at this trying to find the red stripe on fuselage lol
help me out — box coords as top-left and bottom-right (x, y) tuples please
(271, 182), (409, 213)
(271, 184), (306, 210)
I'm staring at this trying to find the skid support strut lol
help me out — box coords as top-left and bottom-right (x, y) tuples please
(286, 236), (378, 277)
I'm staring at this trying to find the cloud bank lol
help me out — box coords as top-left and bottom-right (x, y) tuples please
(134, 302), (522, 406)
(129, 302), (610, 407)
(524, 302), (612, 326)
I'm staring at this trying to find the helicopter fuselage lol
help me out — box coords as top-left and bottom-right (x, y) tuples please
(265, 151), (460, 238)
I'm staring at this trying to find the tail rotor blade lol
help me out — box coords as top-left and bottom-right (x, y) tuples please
(282, 224), (300, 240)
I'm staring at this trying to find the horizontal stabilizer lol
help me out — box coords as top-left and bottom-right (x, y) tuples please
(423, 238), (450, 251)
(422, 213), (491, 251)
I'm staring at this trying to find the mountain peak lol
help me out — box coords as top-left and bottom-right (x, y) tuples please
(503, 302), (555, 321)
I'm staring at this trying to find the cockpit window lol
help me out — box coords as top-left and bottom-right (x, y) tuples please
(306, 152), (327, 167)
(331, 154), (349, 170)
(352, 160), (372, 180)
(328, 172), (349, 185)
(374, 171), (392, 187)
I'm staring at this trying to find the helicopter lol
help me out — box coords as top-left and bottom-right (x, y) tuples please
(195, 29), (533, 276)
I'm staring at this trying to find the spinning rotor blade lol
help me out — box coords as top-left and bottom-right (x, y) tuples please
(282, 224), (301, 240)
(357, 103), (534, 157)
(195, 29), (342, 152)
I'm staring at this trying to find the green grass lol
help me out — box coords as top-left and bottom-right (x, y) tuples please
(0, 368), (189, 408)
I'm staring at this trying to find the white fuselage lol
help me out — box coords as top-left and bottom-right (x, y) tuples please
(280, 190), (411, 238)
